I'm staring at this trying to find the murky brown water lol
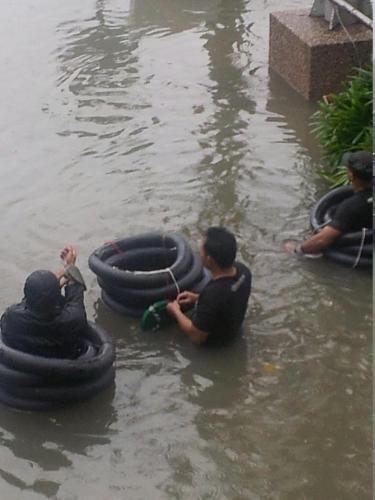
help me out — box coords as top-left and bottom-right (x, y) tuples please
(0, 1), (372, 499)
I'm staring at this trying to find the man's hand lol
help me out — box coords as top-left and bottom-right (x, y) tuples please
(60, 245), (77, 266)
(55, 269), (68, 288)
(283, 226), (341, 255)
(177, 291), (199, 306)
(166, 299), (208, 345)
(283, 241), (299, 254)
(166, 300), (181, 318)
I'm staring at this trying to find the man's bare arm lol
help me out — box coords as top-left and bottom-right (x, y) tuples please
(167, 301), (208, 344)
(284, 225), (342, 254)
(300, 225), (342, 253)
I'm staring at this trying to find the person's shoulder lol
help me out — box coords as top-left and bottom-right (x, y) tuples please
(200, 278), (220, 295)
(4, 301), (25, 314)
(1, 302), (26, 322)
(235, 261), (252, 278)
(338, 195), (352, 207)
(335, 194), (359, 214)
(198, 277), (227, 304)
(339, 191), (371, 213)
(235, 260), (251, 270)
(359, 189), (373, 204)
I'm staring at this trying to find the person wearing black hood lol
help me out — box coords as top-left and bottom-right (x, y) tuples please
(1, 246), (88, 359)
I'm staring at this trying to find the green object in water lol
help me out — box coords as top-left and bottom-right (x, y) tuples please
(140, 300), (174, 331)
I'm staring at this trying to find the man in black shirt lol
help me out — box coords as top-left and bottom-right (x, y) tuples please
(166, 227), (252, 345)
(284, 151), (373, 255)
(1, 246), (88, 359)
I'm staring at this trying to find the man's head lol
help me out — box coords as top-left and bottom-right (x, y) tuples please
(201, 227), (237, 270)
(24, 270), (61, 313)
(342, 151), (373, 183)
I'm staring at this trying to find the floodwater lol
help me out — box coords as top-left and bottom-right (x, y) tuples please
(0, 0), (371, 499)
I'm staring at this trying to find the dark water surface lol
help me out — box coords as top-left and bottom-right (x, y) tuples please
(0, 1), (371, 499)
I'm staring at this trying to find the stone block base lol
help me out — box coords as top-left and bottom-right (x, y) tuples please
(269, 9), (372, 100)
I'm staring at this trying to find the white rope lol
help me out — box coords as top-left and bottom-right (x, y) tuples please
(132, 268), (168, 275)
(352, 227), (367, 268)
(166, 267), (180, 295)
(334, 5), (362, 67)
(330, 0), (373, 29)
(130, 246), (177, 275)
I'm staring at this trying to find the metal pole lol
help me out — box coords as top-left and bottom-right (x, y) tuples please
(328, 0), (373, 28)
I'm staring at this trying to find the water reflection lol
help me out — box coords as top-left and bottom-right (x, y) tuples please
(130, 0), (220, 32)
(93, 297), (139, 348)
(55, 0), (220, 147)
(0, 388), (116, 495)
(0, 0), (371, 497)
(196, 0), (255, 231)
(181, 334), (248, 408)
(58, 0), (137, 88)
(56, 0), (141, 152)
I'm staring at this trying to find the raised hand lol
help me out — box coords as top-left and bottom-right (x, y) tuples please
(60, 245), (77, 266)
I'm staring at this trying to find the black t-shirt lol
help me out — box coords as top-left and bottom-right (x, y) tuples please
(330, 188), (372, 233)
(192, 262), (252, 346)
(1, 283), (87, 359)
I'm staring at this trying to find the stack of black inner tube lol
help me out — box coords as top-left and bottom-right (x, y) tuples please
(310, 185), (373, 270)
(0, 322), (115, 411)
(88, 232), (211, 316)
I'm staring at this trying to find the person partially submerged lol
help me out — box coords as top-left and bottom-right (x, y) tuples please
(1, 246), (88, 359)
(166, 227), (252, 345)
(284, 151), (373, 255)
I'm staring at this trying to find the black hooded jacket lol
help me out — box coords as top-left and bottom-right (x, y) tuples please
(1, 283), (87, 359)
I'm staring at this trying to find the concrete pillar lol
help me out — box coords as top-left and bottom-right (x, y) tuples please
(269, 9), (372, 101)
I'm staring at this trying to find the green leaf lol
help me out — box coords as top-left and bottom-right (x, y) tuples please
(310, 63), (373, 187)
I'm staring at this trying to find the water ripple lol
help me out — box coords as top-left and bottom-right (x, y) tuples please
(0, 0), (370, 498)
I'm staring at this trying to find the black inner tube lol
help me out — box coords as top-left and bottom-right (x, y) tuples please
(101, 290), (145, 318)
(89, 232), (208, 316)
(310, 186), (372, 269)
(88, 232), (192, 289)
(0, 322), (115, 381)
(0, 322), (116, 410)
(98, 251), (203, 306)
(100, 268), (211, 317)
(0, 367), (115, 411)
(105, 247), (177, 272)
(1, 366), (115, 403)
(330, 244), (373, 257)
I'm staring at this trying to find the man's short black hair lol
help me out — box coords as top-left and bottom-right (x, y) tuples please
(342, 151), (373, 181)
(203, 227), (237, 268)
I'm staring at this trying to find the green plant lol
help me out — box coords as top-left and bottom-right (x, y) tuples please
(310, 65), (373, 186)
(320, 165), (348, 188)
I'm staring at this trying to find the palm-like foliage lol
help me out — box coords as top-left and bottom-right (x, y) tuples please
(311, 65), (373, 186)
